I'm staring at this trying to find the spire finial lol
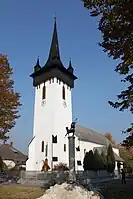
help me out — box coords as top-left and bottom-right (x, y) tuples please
(69, 58), (72, 67)
(48, 17), (60, 61)
(54, 12), (56, 22)
(37, 56), (40, 65)
(54, 16), (56, 23)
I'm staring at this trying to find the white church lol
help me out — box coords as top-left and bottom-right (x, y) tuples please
(26, 19), (123, 171)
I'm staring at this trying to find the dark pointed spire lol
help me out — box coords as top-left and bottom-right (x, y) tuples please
(36, 56), (40, 65)
(34, 56), (41, 72)
(69, 58), (72, 67)
(67, 58), (74, 74)
(48, 17), (60, 60)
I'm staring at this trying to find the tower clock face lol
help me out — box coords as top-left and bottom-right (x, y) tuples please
(63, 101), (67, 108)
(41, 100), (46, 107)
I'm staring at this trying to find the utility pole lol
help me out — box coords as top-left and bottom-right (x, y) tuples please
(65, 119), (77, 183)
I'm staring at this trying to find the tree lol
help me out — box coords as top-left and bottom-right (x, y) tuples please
(83, 152), (89, 170)
(101, 150), (107, 169)
(107, 144), (115, 173)
(82, 1), (133, 137)
(119, 146), (133, 169)
(122, 133), (133, 149)
(0, 55), (21, 141)
(105, 133), (116, 145)
(83, 150), (95, 170)
(0, 156), (3, 172)
(93, 149), (104, 170)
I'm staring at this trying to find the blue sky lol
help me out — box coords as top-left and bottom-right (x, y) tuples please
(0, 0), (132, 153)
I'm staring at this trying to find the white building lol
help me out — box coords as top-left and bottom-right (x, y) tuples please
(26, 19), (123, 171)
(0, 142), (27, 169)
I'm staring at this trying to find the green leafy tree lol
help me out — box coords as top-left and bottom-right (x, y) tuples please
(82, 1), (133, 141)
(0, 55), (21, 141)
(93, 149), (104, 170)
(119, 147), (133, 169)
(83, 150), (95, 170)
(101, 150), (107, 169)
(0, 156), (3, 172)
(83, 152), (90, 170)
(107, 144), (115, 173)
(122, 133), (133, 149)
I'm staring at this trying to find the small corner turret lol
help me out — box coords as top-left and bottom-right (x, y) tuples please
(34, 57), (41, 73)
(67, 59), (74, 74)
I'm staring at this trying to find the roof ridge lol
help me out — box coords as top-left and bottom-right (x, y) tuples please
(11, 145), (26, 156)
(0, 144), (26, 156)
(76, 123), (105, 137)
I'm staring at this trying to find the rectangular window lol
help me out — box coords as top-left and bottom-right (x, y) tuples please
(52, 157), (58, 162)
(77, 160), (82, 166)
(41, 141), (44, 152)
(62, 86), (65, 100)
(52, 135), (57, 143)
(64, 144), (66, 152)
(45, 143), (48, 157)
(42, 85), (46, 99)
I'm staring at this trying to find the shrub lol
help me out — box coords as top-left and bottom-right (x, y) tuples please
(53, 162), (69, 171)
(101, 150), (107, 169)
(83, 150), (95, 170)
(93, 149), (104, 170)
(107, 144), (115, 173)
(0, 156), (4, 172)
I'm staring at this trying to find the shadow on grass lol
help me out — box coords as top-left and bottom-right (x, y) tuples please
(102, 179), (133, 199)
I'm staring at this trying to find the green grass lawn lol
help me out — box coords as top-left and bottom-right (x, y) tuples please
(102, 179), (133, 199)
(1, 179), (133, 199)
(0, 185), (44, 199)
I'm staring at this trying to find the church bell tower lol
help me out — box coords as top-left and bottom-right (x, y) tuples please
(26, 18), (77, 171)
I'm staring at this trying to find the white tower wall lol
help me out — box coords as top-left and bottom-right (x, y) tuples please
(26, 77), (72, 171)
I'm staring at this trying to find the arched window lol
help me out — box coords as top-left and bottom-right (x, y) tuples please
(62, 86), (65, 100)
(42, 85), (46, 99)
(52, 135), (57, 143)
(64, 144), (66, 152)
(41, 141), (44, 152)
